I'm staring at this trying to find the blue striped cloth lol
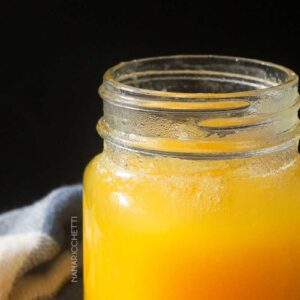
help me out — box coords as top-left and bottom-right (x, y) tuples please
(0, 185), (83, 300)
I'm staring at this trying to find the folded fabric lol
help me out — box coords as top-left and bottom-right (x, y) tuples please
(0, 184), (83, 300)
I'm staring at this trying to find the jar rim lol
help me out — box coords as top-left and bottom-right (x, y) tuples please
(102, 54), (298, 100)
(99, 55), (300, 159)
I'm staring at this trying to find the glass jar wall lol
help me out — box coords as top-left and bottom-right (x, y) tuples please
(83, 55), (300, 300)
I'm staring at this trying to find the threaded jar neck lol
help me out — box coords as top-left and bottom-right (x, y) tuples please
(98, 55), (300, 159)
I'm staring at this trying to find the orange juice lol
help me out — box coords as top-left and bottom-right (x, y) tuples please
(84, 147), (300, 300)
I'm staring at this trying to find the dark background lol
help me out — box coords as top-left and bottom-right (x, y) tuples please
(1, 0), (300, 212)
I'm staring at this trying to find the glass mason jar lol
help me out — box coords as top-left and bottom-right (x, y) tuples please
(83, 55), (300, 300)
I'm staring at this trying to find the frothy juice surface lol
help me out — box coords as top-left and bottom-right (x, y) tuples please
(83, 148), (300, 300)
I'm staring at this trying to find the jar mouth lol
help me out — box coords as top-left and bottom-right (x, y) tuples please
(99, 55), (300, 159)
(102, 55), (298, 101)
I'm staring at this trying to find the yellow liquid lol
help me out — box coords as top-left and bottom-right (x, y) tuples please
(83, 148), (300, 300)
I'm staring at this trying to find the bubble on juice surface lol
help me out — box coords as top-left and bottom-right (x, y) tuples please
(159, 173), (225, 217)
(234, 147), (298, 178)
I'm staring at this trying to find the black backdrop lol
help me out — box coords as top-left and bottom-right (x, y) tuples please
(1, 0), (300, 212)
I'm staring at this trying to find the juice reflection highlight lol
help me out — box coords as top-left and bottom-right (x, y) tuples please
(84, 149), (300, 300)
